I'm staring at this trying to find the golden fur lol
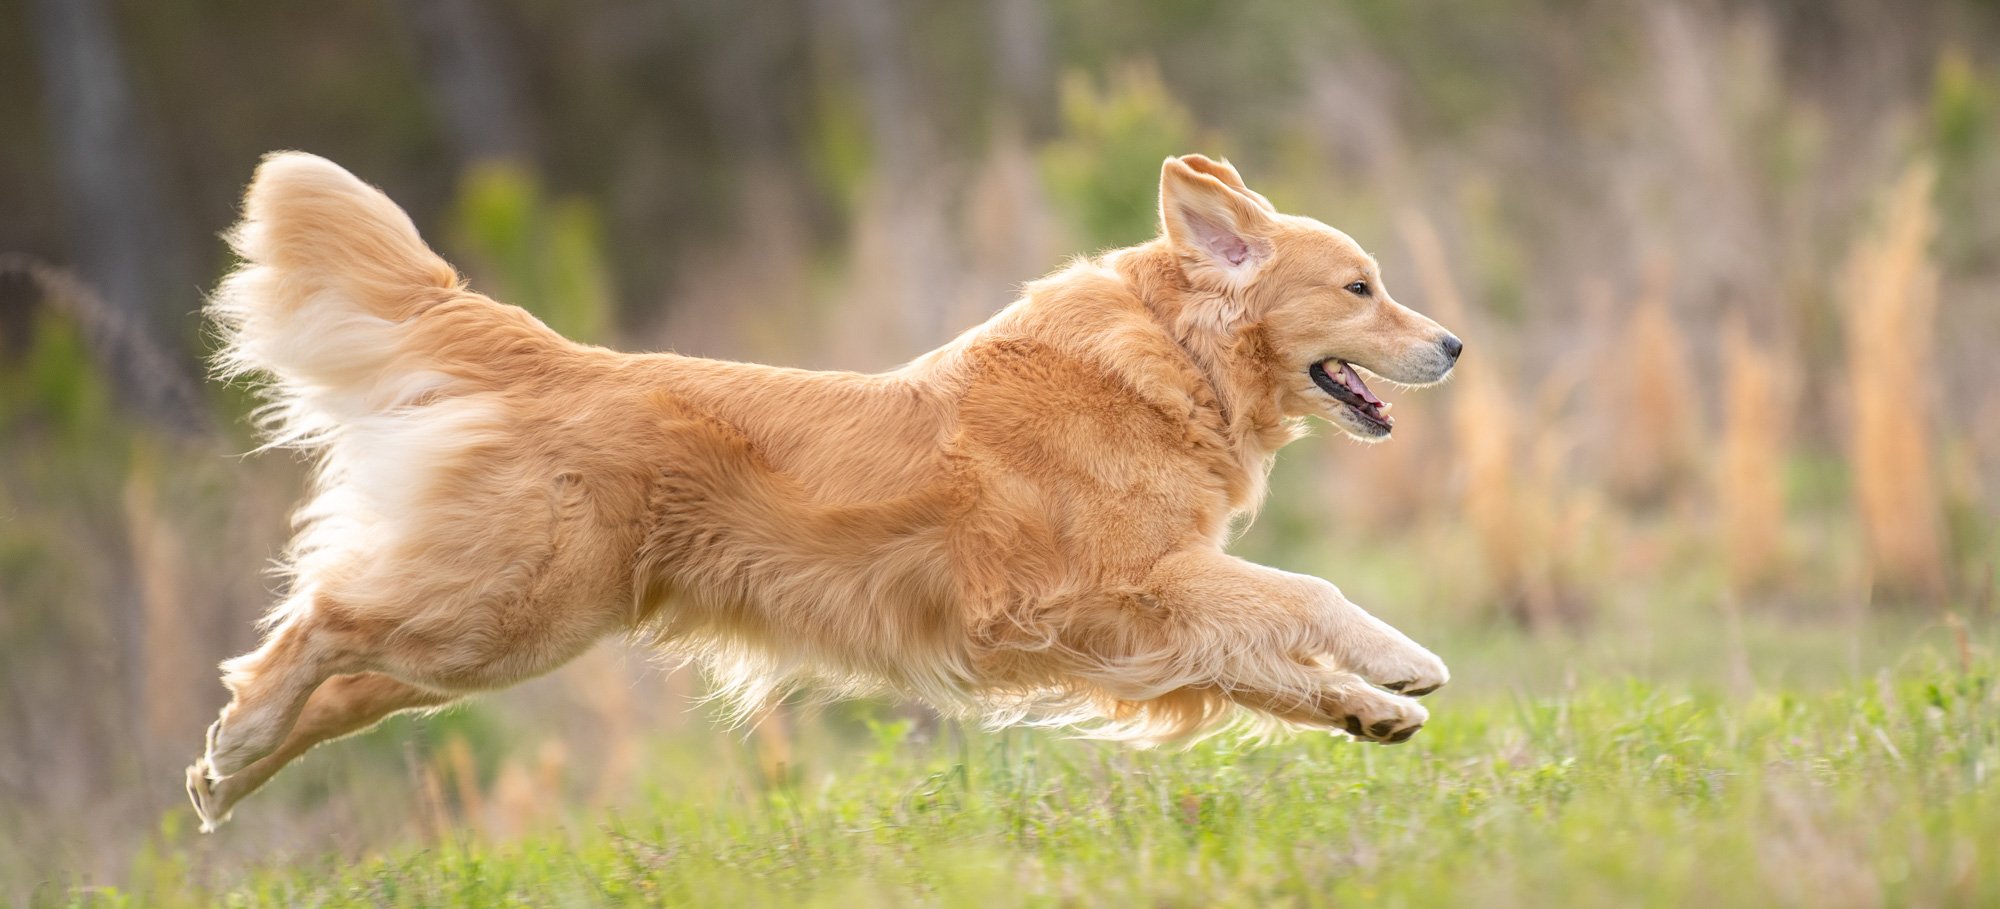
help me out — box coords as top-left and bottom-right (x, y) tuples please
(186, 151), (1462, 831)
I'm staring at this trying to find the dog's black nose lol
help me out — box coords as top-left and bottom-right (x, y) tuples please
(1440, 335), (1463, 362)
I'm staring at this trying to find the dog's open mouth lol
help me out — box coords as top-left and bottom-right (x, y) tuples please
(1309, 360), (1393, 432)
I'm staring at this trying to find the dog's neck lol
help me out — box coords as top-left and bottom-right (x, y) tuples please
(1110, 242), (1298, 478)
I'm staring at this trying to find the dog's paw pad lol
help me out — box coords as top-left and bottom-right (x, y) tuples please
(1333, 697), (1427, 743)
(1384, 724), (1423, 744)
(1381, 680), (1443, 696)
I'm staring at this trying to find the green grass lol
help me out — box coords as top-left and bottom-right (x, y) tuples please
(50, 629), (2000, 908)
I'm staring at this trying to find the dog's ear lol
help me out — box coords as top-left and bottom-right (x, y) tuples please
(1176, 154), (1276, 212)
(1160, 156), (1276, 278)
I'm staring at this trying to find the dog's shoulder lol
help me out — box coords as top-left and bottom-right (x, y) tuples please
(927, 258), (1242, 511)
(954, 258), (1218, 428)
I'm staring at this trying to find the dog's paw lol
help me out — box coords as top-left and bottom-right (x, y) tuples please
(1332, 686), (1429, 744)
(1351, 646), (1449, 699)
(185, 759), (232, 833)
(203, 714), (275, 780)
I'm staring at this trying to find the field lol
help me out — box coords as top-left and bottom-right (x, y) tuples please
(8, 1), (2000, 906)
(41, 599), (1998, 908)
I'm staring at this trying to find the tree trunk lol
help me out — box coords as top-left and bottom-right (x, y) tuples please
(397, 0), (535, 167)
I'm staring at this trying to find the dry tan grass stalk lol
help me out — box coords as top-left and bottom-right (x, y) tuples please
(1450, 373), (1536, 620)
(1401, 210), (1580, 627)
(1524, 366), (1605, 627)
(1940, 436), (1986, 573)
(1842, 163), (1948, 601)
(1607, 262), (1701, 507)
(1395, 211), (1471, 328)
(1399, 214), (1521, 602)
(1333, 426), (1445, 533)
(564, 646), (642, 806)
(754, 704), (795, 786)
(123, 456), (201, 746)
(1718, 316), (1791, 596)
(491, 761), (537, 840)
(409, 743), (454, 843)
(445, 735), (486, 826)
(490, 740), (569, 839)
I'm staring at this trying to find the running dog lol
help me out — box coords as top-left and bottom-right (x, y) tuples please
(187, 152), (1460, 830)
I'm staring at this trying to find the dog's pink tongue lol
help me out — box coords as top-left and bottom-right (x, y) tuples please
(1340, 363), (1385, 406)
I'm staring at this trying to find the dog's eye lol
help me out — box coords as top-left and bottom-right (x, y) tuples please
(1344, 281), (1370, 296)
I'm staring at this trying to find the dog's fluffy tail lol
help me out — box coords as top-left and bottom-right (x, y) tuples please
(211, 152), (576, 614)
(210, 151), (489, 450)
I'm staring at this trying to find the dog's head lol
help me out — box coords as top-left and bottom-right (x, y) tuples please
(1157, 154), (1461, 442)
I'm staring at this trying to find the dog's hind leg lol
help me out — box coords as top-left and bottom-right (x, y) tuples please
(187, 672), (454, 832)
(189, 583), (624, 828)
(199, 596), (378, 781)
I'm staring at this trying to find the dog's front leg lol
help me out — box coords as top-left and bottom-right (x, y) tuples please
(984, 549), (1447, 741)
(1144, 549), (1449, 701)
(1290, 573), (1451, 697)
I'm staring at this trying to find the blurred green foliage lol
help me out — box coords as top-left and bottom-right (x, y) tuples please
(0, 314), (123, 633)
(1931, 48), (2000, 266)
(3, 312), (115, 450)
(449, 163), (615, 344)
(804, 80), (874, 220)
(1040, 65), (1199, 249)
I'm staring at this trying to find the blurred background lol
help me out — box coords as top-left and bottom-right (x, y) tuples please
(3, 0), (1998, 896)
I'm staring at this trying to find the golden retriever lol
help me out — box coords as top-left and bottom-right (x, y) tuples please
(186, 151), (1461, 831)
